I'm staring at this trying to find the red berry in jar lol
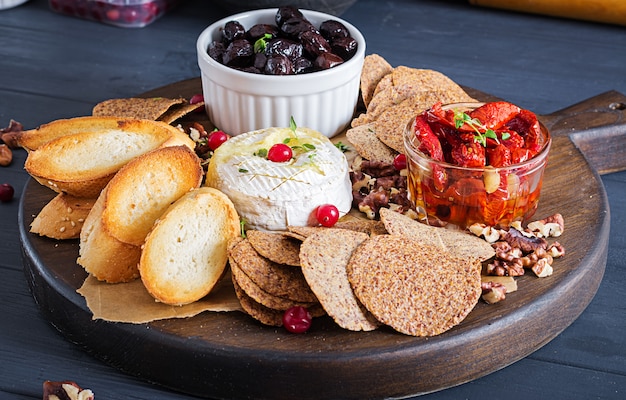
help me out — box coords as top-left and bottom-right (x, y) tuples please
(0, 183), (15, 203)
(315, 204), (339, 227)
(207, 130), (229, 151)
(267, 143), (292, 162)
(282, 306), (312, 333)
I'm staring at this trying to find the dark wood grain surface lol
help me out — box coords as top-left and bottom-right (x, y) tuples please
(2, 1), (626, 399)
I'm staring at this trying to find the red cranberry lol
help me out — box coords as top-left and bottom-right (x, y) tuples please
(314, 204), (339, 227)
(207, 130), (229, 151)
(282, 306), (312, 333)
(267, 143), (292, 162)
(393, 153), (407, 170)
(0, 183), (15, 203)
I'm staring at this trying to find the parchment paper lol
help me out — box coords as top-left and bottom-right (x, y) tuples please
(77, 271), (242, 324)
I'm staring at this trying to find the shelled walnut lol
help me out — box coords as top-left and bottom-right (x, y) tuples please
(43, 380), (95, 400)
(472, 214), (566, 281)
(0, 119), (23, 167)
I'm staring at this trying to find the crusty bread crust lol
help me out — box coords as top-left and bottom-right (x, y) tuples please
(102, 145), (203, 246)
(18, 116), (191, 151)
(77, 187), (142, 283)
(23, 117), (194, 197)
(30, 193), (95, 240)
(139, 187), (241, 306)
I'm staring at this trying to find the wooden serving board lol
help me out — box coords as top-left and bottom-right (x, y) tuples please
(20, 79), (626, 400)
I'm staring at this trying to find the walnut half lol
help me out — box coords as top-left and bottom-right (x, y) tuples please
(43, 381), (95, 400)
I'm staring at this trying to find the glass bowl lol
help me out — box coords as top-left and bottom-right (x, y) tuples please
(403, 102), (551, 229)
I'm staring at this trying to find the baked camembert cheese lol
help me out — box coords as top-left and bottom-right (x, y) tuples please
(205, 126), (352, 231)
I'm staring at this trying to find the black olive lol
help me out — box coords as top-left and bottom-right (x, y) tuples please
(331, 36), (358, 61)
(293, 57), (314, 74)
(314, 52), (344, 70)
(247, 23), (279, 41)
(222, 39), (254, 68)
(265, 38), (303, 62)
(279, 17), (316, 39)
(253, 52), (267, 70)
(300, 30), (331, 58)
(222, 20), (246, 44)
(275, 6), (304, 27)
(265, 55), (294, 75)
(207, 41), (225, 63)
(319, 20), (350, 41)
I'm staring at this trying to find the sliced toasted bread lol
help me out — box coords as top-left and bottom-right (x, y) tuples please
(139, 187), (241, 305)
(30, 193), (96, 240)
(77, 187), (142, 283)
(18, 116), (190, 151)
(23, 117), (194, 197)
(101, 145), (203, 246)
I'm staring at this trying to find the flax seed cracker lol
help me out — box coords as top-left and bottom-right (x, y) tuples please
(346, 234), (482, 336)
(379, 208), (495, 261)
(92, 97), (185, 120)
(229, 238), (318, 303)
(230, 259), (318, 311)
(246, 229), (301, 267)
(300, 229), (380, 331)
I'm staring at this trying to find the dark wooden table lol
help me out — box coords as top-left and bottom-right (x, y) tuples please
(2, 0), (626, 399)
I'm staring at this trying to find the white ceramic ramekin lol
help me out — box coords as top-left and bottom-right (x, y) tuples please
(196, 8), (366, 138)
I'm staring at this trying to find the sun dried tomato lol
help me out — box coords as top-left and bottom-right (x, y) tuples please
(450, 141), (486, 167)
(486, 144), (512, 167)
(413, 114), (443, 161)
(505, 109), (543, 154)
(469, 101), (521, 130)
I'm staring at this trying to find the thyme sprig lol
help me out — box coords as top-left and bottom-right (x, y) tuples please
(453, 110), (510, 147)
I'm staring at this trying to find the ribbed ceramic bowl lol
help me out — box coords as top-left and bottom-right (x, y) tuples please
(196, 8), (366, 138)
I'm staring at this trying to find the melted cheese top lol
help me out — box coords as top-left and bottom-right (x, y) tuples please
(205, 127), (353, 231)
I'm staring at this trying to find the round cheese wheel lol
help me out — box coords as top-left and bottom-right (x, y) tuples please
(205, 126), (352, 231)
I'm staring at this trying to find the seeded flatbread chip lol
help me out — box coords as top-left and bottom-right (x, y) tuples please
(300, 229), (380, 331)
(230, 260), (317, 311)
(158, 101), (204, 124)
(360, 54), (394, 108)
(247, 230), (301, 267)
(346, 123), (396, 163)
(92, 97), (185, 120)
(347, 234), (482, 336)
(286, 225), (327, 240)
(334, 219), (387, 236)
(229, 238), (318, 303)
(232, 275), (284, 327)
(379, 208), (495, 261)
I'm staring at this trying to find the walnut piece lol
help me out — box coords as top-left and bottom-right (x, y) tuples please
(43, 381), (94, 400)
(0, 144), (12, 166)
(469, 223), (504, 243)
(527, 213), (564, 238)
(481, 281), (507, 304)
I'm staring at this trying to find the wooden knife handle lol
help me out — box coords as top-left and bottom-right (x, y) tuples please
(469, 0), (626, 27)
(540, 90), (626, 175)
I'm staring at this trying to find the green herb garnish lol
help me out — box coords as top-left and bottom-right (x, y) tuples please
(254, 148), (268, 158)
(453, 110), (510, 147)
(334, 141), (350, 153)
(254, 33), (273, 53)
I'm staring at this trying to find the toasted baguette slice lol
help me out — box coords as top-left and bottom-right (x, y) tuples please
(23, 118), (194, 198)
(139, 187), (241, 305)
(30, 193), (96, 240)
(101, 145), (203, 246)
(77, 187), (141, 283)
(18, 116), (193, 152)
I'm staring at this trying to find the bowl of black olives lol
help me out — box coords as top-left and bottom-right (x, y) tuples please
(196, 6), (366, 138)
